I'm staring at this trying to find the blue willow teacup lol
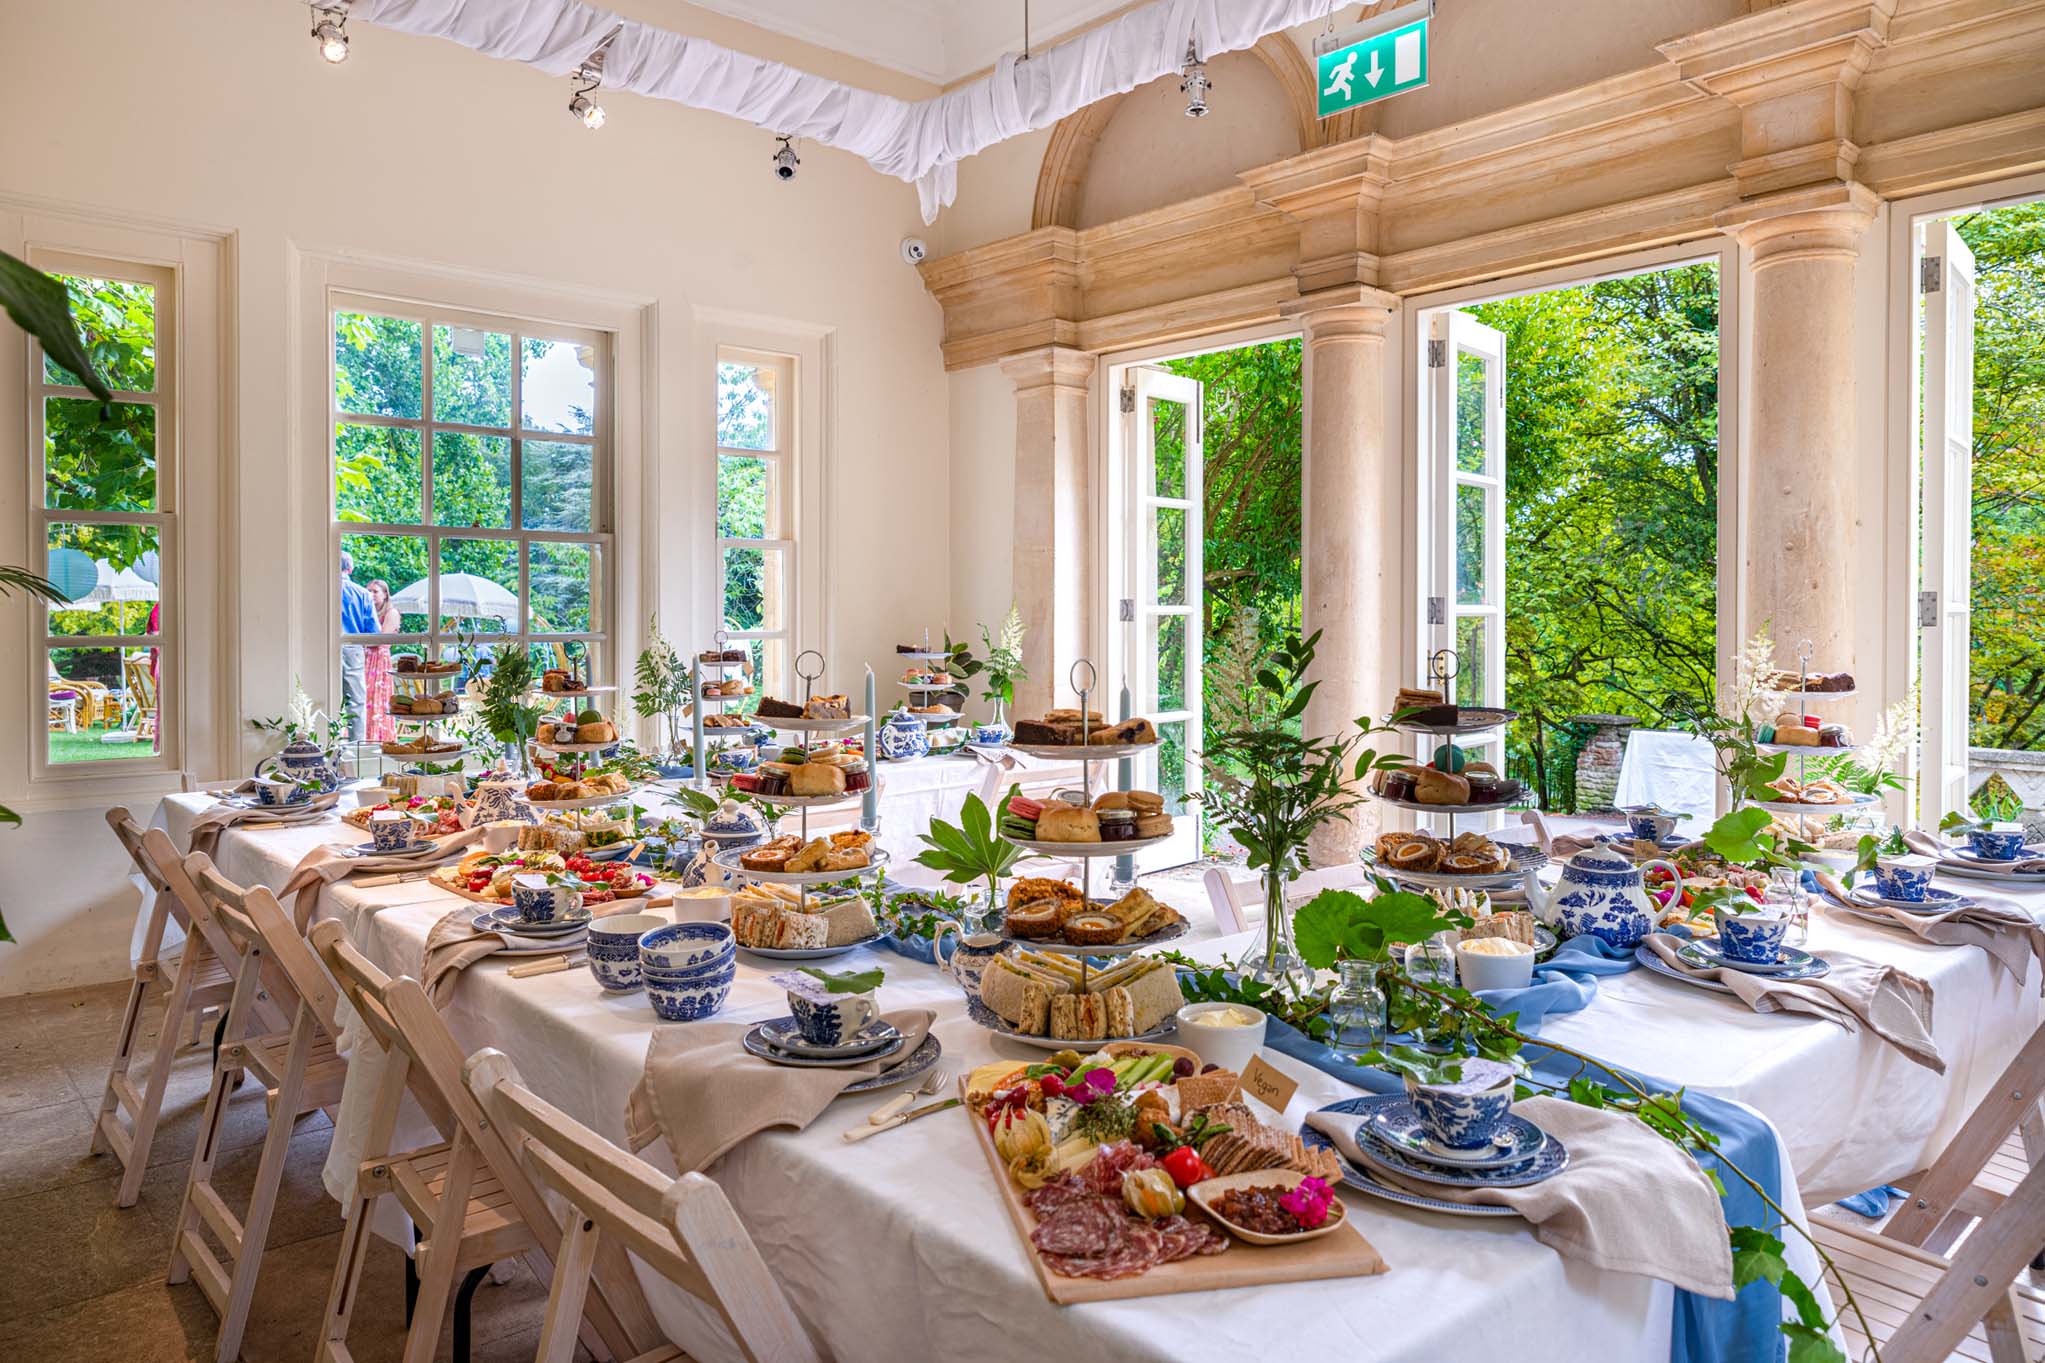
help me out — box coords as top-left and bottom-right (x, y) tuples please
(1966, 826), (2029, 862)
(368, 811), (414, 852)
(1710, 905), (1790, 964)
(256, 777), (307, 807)
(1874, 853), (1937, 903)
(1404, 1057), (1516, 1152)
(1623, 806), (1678, 844)
(511, 873), (580, 925)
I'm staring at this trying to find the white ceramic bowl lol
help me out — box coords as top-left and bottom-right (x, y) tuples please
(1186, 1168), (1348, 1245)
(668, 886), (733, 923)
(1175, 1001), (1267, 1074)
(1456, 940), (1536, 992)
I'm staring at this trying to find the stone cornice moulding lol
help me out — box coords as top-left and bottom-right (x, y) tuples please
(1000, 345), (1099, 395)
(1859, 106), (2045, 198)
(1658, 0), (1896, 95)
(1714, 180), (1881, 265)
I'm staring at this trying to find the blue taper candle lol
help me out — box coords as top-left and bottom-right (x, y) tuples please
(1114, 682), (1134, 887)
(862, 666), (879, 830)
(691, 658), (706, 788)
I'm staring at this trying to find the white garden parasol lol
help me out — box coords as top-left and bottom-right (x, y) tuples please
(390, 572), (520, 621)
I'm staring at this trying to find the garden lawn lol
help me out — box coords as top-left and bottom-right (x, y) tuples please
(48, 730), (153, 763)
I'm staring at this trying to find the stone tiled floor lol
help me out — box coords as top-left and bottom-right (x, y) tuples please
(0, 978), (564, 1363)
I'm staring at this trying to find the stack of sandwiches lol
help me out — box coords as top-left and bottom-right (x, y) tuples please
(730, 884), (878, 950)
(976, 949), (1186, 1041)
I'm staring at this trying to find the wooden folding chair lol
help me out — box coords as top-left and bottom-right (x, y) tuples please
(1813, 1019), (2045, 1361)
(86, 814), (244, 1207)
(307, 919), (658, 1363)
(464, 1047), (820, 1363)
(166, 854), (349, 1363)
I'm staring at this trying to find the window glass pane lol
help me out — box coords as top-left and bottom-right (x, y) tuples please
(717, 455), (778, 539)
(433, 324), (512, 427)
(1456, 351), (1489, 475)
(522, 338), (595, 435)
(1154, 506), (1185, 606)
(717, 361), (775, 451)
(46, 274), (156, 392)
(1157, 614), (1187, 712)
(733, 636), (788, 711)
(436, 539), (519, 633)
(46, 398), (155, 512)
(1156, 719), (1189, 817)
(432, 432), (511, 529)
(1456, 483), (1486, 605)
(1151, 397), (1186, 498)
(341, 533), (429, 633)
(529, 640), (599, 688)
(335, 311), (423, 419)
(335, 423), (422, 525)
(45, 524), (161, 638)
(721, 547), (785, 633)
(528, 541), (599, 634)
(523, 440), (594, 531)
(48, 646), (157, 763)
(1455, 614), (1489, 706)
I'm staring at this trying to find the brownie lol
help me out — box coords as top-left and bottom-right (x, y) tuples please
(755, 696), (805, 718)
(1013, 719), (1075, 745)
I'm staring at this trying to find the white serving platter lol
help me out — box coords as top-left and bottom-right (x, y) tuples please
(1005, 741), (1157, 761)
(519, 787), (640, 811)
(1003, 834), (1171, 858)
(753, 714), (868, 733)
(711, 845), (887, 884)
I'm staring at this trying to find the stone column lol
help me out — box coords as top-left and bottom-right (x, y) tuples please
(1000, 346), (1096, 718)
(1279, 285), (1402, 866)
(1719, 183), (1876, 669)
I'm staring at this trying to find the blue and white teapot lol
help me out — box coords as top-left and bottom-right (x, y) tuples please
(679, 799), (770, 889)
(1522, 844), (1683, 949)
(877, 710), (930, 762)
(255, 739), (342, 794)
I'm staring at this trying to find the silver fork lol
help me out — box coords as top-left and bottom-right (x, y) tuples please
(867, 1064), (952, 1126)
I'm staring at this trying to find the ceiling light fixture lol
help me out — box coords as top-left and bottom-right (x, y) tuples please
(772, 135), (800, 182)
(309, 3), (349, 63)
(1180, 43), (1211, 118)
(567, 26), (621, 130)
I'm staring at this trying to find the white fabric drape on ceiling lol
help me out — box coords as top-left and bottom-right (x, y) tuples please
(339, 0), (1347, 221)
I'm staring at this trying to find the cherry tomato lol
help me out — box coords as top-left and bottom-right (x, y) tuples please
(1161, 1146), (1209, 1189)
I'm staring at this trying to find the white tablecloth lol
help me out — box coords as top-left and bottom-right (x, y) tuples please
(149, 791), (2045, 1363)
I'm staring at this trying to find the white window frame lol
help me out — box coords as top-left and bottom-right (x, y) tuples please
(27, 252), (181, 784)
(714, 345), (798, 697)
(324, 290), (616, 694)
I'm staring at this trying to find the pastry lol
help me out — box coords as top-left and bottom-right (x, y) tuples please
(1103, 887), (1169, 937)
(788, 763), (847, 797)
(1773, 725), (1821, 747)
(820, 849), (870, 872)
(740, 847), (793, 872)
(1413, 768), (1472, 805)
(1061, 912), (1125, 946)
(1133, 812), (1173, 840)
(1394, 686), (1444, 712)
(828, 830), (871, 851)
(1011, 719), (1073, 745)
(1005, 898), (1065, 939)
(1007, 878), (1085, 923)
(785, 838), (832, 873)
(1036, 805), (1102, 843)
(575, 720), (617, 744)
(804, 694), (851, 719)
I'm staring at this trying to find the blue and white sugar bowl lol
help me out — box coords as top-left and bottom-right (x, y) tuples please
(1404, 1057), (1517, 1152)
(772, 969), (879, 1048)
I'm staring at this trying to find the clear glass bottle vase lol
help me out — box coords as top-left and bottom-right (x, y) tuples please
(1328, 959), (1389, 1053)
(1246, 864), (1309, 986)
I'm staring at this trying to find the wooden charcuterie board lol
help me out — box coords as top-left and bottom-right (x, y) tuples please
(961, 1078), (1388, 1303)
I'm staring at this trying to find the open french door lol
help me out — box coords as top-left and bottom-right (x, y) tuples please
(1423, 312), (1508, 794)
(1918, 219), (1976, 823)
(1122, 366), (1203, 871)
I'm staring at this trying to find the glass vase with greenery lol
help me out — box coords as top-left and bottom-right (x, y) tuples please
(913, 787), (1023, 929)
(977, 605), (1027, 732)
(479, 645), (544, 776)
(1191, 629), (1407, 987)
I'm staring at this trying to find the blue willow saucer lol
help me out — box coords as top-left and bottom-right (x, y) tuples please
(1301, 1101), (1519, 1218)
(472, 905), (592, 936)
(757, 1016), (901, 1059)
(1363, 1097), (1549, 1171)
(1677, 938), (1822, 976)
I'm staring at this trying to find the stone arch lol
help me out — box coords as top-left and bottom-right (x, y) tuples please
(1031, 33), (1356, 231)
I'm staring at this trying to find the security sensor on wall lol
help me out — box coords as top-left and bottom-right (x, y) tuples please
(900, 237), (929, 265)
(772, 135), (800, 181)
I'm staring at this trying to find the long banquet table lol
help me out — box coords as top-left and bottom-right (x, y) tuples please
(149, 791), (2042, 1363)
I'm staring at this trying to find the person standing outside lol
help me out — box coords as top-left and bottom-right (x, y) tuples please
(364, 579), (401, 742)
(339, 551), (377, 741)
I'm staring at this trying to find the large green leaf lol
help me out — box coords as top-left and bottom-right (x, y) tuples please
(0, 248), (112, 403)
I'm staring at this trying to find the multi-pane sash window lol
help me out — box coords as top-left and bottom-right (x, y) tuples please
(716, 348), (796, 702)
(33, 258), (177, 771)
(330, 295), (611, 736)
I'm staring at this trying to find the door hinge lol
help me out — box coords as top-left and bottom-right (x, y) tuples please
(1119, 598), (1136, 623)
(1426, 596), (1446, 625)
(1921, 256), (1943, 294)
(1426, 339), (1447, 369)
(1119, 384), (1136, 414)
(1918, 590), (1938, 627)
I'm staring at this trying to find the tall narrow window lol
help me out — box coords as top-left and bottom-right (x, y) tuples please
(330, 297), (611, 741)
(716, 348), (796, 703)
(33, 259), (177, 770)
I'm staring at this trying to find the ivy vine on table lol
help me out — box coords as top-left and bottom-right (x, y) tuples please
(1166, 886), (1867, 1363)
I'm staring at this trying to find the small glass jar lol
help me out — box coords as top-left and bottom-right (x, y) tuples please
(1766, 866), (1810, 947)
(1404, 934), (1459, 990)
(1328, 959), (1388, 1053)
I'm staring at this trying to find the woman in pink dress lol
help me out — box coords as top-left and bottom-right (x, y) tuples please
(365, 580), (401, 742)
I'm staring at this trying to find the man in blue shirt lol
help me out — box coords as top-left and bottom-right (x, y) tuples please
(340, 551), (377, 740)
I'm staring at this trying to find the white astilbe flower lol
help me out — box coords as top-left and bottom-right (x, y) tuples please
(1721, 627), (1777, 724)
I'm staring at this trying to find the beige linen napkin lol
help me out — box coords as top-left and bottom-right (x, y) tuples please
(1904, 828), (2045, 874)
(625, 1008), (936, 1172)
(282, 827), (483, 927)
(421, 905), (522, 1002)
(1641, 934), (1943, 1072)
(1307, 1095), (1734, 1298)
(1815, 871), (2045, 984)
(187, 788), (341, 854)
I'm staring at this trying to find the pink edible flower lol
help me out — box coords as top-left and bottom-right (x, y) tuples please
(1279, 1177), (1334, 1229)
(1073, 1068), (1117, 1103)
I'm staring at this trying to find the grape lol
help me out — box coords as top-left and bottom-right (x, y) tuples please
(1172, 1057), (1194, 1078)
(1201, 1063), (1220, 1074)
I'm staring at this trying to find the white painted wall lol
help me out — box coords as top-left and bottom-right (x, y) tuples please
(0, 0), (952, 994)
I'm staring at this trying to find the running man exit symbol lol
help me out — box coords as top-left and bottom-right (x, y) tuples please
(1316, 18), (1429, 116)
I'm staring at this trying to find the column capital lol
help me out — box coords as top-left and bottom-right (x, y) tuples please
(999, 344), (1097, 395)
(1279, 284), (1400, 343)
(1716, 180), (1877, 266)
(1242, 139), (1393, 295)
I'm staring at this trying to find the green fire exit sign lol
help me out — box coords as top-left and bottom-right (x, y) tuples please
(1316, 18), (1430, 117)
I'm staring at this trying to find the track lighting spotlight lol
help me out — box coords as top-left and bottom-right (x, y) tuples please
(310, 4), (349, 63)
(772, 136), (800, 182)
(1180, 44), (1210, 118)
(568, 70), (606, 129)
